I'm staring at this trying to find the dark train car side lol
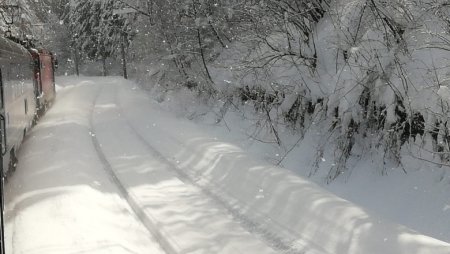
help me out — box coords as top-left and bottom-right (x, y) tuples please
(0, 37), (37, 176)
(0, 37), (38, 254)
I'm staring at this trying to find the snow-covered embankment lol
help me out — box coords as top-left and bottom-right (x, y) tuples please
(117, 80), (450, 254)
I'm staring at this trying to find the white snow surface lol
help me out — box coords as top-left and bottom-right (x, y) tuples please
(5, 76), (450, 254)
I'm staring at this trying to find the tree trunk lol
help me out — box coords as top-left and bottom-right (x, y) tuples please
(121, 36), (128, 79)
(102, 57), (107, 76)
(74, 48), (80, 76)
(197, 28), (213, 84)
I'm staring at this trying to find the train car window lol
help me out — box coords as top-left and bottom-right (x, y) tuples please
(19, 63), (24, 95)
(0, 69), (4, 109)
(9, 63), (16, 99)
(3, 63), (11, 102)
(5, 64), (10, 82)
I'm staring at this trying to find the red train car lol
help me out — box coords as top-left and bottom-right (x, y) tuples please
(29, 48), (57, 115)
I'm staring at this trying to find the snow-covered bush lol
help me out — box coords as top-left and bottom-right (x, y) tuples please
(208, 0), (450, 180)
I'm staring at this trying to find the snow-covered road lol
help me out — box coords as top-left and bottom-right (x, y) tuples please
(4, 77), (450, 254)
(4, 77), (279, 254)
(4, 79), (165, 254)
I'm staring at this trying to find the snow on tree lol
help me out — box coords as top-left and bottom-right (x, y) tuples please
(65, 0), (133, 76)
(121, 0), (450, 181)
(0, 0), (41, 39)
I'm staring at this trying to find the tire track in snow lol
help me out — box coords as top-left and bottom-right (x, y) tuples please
(88, 85), (175, 254)
(114, 84), (306, 254)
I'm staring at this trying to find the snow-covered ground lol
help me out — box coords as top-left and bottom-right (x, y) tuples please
(4, 76), (450, 254)
(4, 79), (165, 254)
(154, 84), (450, 243)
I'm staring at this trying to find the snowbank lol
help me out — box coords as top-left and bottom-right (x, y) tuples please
(118, 82), (450, 254)
(174, 139), (450, 254)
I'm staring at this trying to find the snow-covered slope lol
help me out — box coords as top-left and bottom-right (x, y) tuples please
(101, 77), (450, 254)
